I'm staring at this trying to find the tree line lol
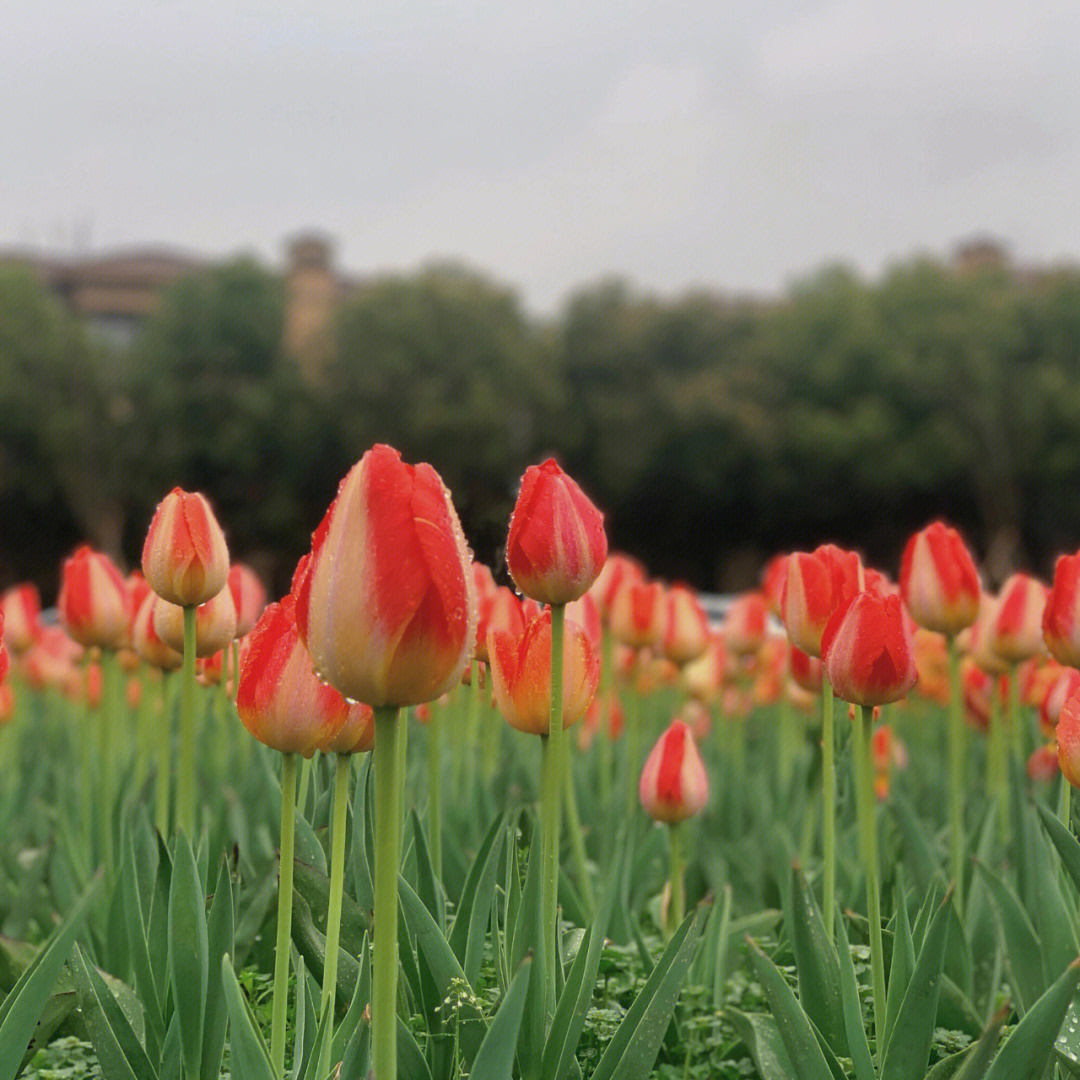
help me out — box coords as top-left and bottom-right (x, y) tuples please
(3, 252), (1079, 597)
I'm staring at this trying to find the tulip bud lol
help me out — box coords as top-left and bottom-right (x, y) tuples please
(487, 610), (599, 736)
(295, 444), (476, 708)
(472, 562), (498, 603)
(822, 591), (918, 707)
(238, 597), (368, 757)
(724, 592), (768, 657)
(154, 589), (237, 658)
(761, 554), (789, 617)
(1, 584), (41, 654)
(1042, 667), (1080, 736)
(475, 588), (540, 664)
(566, 591), (603, 651)
(1059, 691), (1080, 788)
(781, 545), (864, 659)
(989, 573), (1047, 664)
(609, 580), (665, 649)
(132, 593), (183, 671)
(58, 546), (130, 650)
(639, 720), (709, 823)
(506, 459), (608, 606)
(661, 585), (710, 665)
(900, 522), (981, 637)
(228, 563), (268, 638)
(588, 553), (645, 622)
(142, 487), (230, 607)
(1043, 553), (1080, 667)
(789, 645), (823, 694)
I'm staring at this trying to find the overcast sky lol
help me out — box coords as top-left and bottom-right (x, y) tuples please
(3, 0), (1079, 310)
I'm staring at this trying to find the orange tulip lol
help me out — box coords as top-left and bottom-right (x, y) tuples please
(899, 522), (981, 637)
(639, 720), (709, 823)
(142, 487), (230, 607)
(154, 589), (238, 659)
(58, 546), (129, 651)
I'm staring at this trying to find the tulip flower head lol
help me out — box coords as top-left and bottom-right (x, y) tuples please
(506, 459), (607, 606)
(1043, 553), (1080, 668)
(295, 445), (476, 708)
(1058, 690), (1080, 788)
(781, 545), (864, 659)
(1042, 667), (1080, 737)
(154, 589), (238, 658)
(900, 522), (981, 637)
(989, 573), (1047, 664)
(725, 592), (768, 657)
(487, 609), (599, 736)
(790, 645), (824, 694)
(588, 553), (646, 622)
(1, 584), (41, 654)
(238, 596), (371, 758)
(228, 563), (268, 638)
(132, 593), (183, 671)
(822, 591), (918, 707)
(761, 554), (789, 617)
(1028, 744), (1060, 782)
(475, 587), (540, 664)
(58, 546), (130, 651)
(639, 720), (709, 823)
(661, 584), (710, 665)
(142, 488), (230, 607)
(566, 591), (603, 651)
(609, 579), (666, 649)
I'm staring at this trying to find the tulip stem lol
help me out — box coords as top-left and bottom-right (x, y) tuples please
(1008, 662), (1024, 763)
(822, 679), (836, 942)
(319, 753), (351, 1074)
(177, 605), (197, 838)
(373, 706), (403, 1080)
(271, 752), (297, 1079)
(947, 639), (965, 910)
(989, 681), (1008, 842)
(296, 757), (312, 817)
(101, 650), (122, 876)
(854, 705), (886, 1058)
(542, 603), (567, 1018)
(155, 676), (172, 836)
(1059, 777), (1072, 830)
(428, 712), (442, 880)
(668, 821), (685, 938)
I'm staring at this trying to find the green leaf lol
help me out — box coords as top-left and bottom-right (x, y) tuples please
(168, 831), (208, 1080)
(891, 794), (947, 895)
(410, 810), (444, 931)
(121, 826), (164, 1061)
(883, 885), (916, 1054)
(949, 1005), (1008, 1080)
(70, 943), (159, 1080)
(984, 958), (1080, 1080)
(880, 887), (951, 1080)
(469, 957), (532, 1080)
(724, 1010), (799, 1080)
(744, 937), (835, 1080)
(0, 873), (99, 1080)
(590, 905), (708, 1080)
(448, 814), (505, 988)
(789, 864), (847, 1056)
(511, 827), (545, 1080)
(1036, 801), (1080, 893)
(835, 906), (875, 1080)
(221, 955), (276, 1080)
(201, 856), (235, 1080)
(974, 860), (1045, 1014)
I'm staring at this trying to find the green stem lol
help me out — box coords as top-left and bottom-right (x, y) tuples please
(177, 605), (197, 837)
(296, 756), (313, 817)
(668, 821), (685, 938)
(542, 604), (567, 1018)
(319, 754), (352, 1071)
(855, 705), (886, 1058)
(778, 649), (794, 789)
(373, 707), (403, 1080)
(947, 640), (965, 909)
(271, 753), (298, 1079)
(101, 650), (122, 875)
(989, 679), (1008, 842)
(1009, 663), (1024, 762)
(428, 712), (442, 880)
(563, 762), (594, 914)
(1060, 776), (1072, 830)
(155, 676), (172, 836)
(625, 689), (641, 817)
(822, 679), (836, 942)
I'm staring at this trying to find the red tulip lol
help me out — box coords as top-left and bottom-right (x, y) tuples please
(822, 591), (918, 707)
(588, 553), (646, 622)
(1058, 690), (1080, 788)
(724, 592), (768, 657)
(566, 591), (603, 651)
(609, 580), (665, 648)
(487, 609), (599, 736)
(154, 589), (237, 658)
(506, 459), (607, 606)
(472, 562), (498, 603)
(21, 626), (83, 692)
(900, 522), (981, 636)
(238, 596), (371, 757)
(989, 573), (1047, 664)
(682, 634), (727, 704)
(661, 585), (710, 665)
(228, 564), (268, 638)
(58, 546), (129, 650)
(1028, 744), (1060, 782)
(132, 593), (183, 671)
(790, 645), (824, 694)
(1042, 668), (1080, 737)
(639, 720), (709, 823)
(295, 445), (476, 708)
(142, 488), (230, 607)
(475, 587), (540, 664)
(781, 545), (864, 658)
(1, 584), (41, 654)
(761, 554), (789, 617)
(1043, 553), (1080, 667)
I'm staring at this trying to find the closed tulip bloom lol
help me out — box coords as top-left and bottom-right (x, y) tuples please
(132, 592), (183, 671)
(295, 445), (476, 708)
(58, 546), (130, 650)
(989, 573), (1047, 664)
(724, 592), (768, 657)
(761, 554), (789, 617)
(639, 720), (709, 823)
(900, 522), (981, 636)
(1057, 691), (1080, 788)
(1042, 668), (1080, 736)
(506, 459), (608, 606)
(790, 645), (824, 693)
(154, 589), (238, 658)
(609, 580), (666, 648)
(966, 598), (1011, 676)
(1, 584), (41, 654)
(238, 597), (366, 758)
(142, 488), (230, 607)
(566, 591), (603, 651)
(228, 564), (268, 638)
(475, 587), (540, 664)
(588, 553), (646, 621)
(472, 562), (498, 603)
(662, 585), (710, 665)
(682, 635), (727, 703)
(781, 545), (865, 659)
(822, 591), (918, 707)
(488, 610), (599, 736)
(1043, 553), (1080, 667)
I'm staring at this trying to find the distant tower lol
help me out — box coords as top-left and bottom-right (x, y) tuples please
(951, 237), (1009, 275)
(284, 232), (338, 379)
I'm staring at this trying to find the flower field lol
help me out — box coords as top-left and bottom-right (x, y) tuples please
(0, 450), (1079, 1080)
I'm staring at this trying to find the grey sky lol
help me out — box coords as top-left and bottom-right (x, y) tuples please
(4, 0), (1079, 310)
